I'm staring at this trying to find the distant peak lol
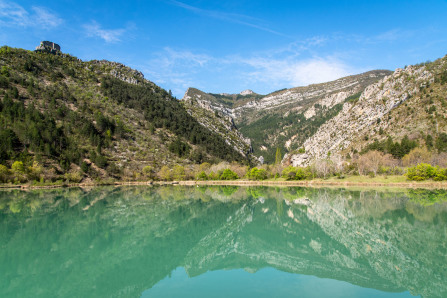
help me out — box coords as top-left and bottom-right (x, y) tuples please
(240, 89), (255, 95)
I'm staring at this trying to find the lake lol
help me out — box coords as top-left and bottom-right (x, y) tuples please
(1, 186), (446, 297)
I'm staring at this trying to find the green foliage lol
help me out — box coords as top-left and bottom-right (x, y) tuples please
(275, 147), (282, 165)
(219, 169), (239, 180)
(247, 167), (268, 180)
(406, 163), (445, 181)
(142, 166), (153, 178)
(363, 135), (418, 159)
(172, 165), (186, 180)
(435, 133), (447, 152)
(158, 166), (171, 181)
(11, 161), (25, 174)
(281, 166), (311, 180)
(100, 76), (244, 162)
(168, 138), (190, 157)
(0, 164), (9, 182)
(345, 92), (362, 103)
(196, 171), (208, 180)
(240, 103), (344, 163)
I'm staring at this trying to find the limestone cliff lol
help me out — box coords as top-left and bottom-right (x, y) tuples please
(286, 55), (447, 166)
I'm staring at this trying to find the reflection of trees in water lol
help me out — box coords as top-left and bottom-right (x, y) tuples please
(0, 186), (446, 297)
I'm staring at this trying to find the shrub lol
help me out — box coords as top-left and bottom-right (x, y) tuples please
(220, 169), (239, 180)
(142, 165), (154, 179)
(196, 171), (208, 180)
(172, 165), (186, 180)
(11, 161), (25, 174)
(158, 166), (171, 181)
(247, 167), (268, 180)
(0, 164), (9, 182)
(433, 168), (447, 181)
(406, 163), (438, 181)
(295, 167), (311, 180)
(282, 166), (297, 179)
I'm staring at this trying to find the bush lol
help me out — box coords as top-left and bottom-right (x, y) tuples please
(220, 169), (239, 180)
(196, 171), (208, 180)
(172, 165), (186, 180)
(247, 167), (267, 180)
(0, 164), (9, 182)
(406, 163), (438, 181)
(158, 166), (171, 181)
(142, 165), (154, 179)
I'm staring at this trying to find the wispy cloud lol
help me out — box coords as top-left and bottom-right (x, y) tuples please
(83, 21), (128, 43)
(167, 0), (288, 37)
(0, 1), (62, 28)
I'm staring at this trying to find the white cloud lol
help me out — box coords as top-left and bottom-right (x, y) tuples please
(0, 1), (62, 28)
(238, 56), (355, 87)
(83, 21), (127, 43)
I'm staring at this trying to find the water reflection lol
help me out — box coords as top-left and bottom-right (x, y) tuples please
(0, 186), (446, 297)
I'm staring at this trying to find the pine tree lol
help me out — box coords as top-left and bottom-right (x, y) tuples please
(275, 147), (282, 165)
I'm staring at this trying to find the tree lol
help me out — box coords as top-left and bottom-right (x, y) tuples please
(313, 158), (333, 179)
(172, 165), (186, 181)
(357, 150), (385, 176)
(402, 147), (432, 166)
(0, 164), (9, 182)
(275, 147), (282, 165)
(158, 166), (171, 181)
(11, 161), (25, 174)
(142, 165), (154, 179)
(436, 133), (447, 152)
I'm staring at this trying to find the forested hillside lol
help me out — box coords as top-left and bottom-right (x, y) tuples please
(0, 45), (246, 183)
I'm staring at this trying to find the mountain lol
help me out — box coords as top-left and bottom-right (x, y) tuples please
(286, 56), (447, 166)
(183, 70), (391, 163)
(0, 44), (248, 181)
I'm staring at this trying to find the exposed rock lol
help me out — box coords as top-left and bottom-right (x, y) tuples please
(35, 41), (61, 54)
(240, 89), (255, 95)
(287, 63), (438, 166)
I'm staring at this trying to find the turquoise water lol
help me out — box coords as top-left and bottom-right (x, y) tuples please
(1, 186), (446, 297)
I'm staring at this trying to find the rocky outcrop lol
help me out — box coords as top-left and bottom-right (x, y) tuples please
(287, 63), (436, 166)
(89, 60), (146, 85)
(35, 41), (61, 54)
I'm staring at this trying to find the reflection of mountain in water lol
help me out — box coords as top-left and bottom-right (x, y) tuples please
(0, 186), (446, 298)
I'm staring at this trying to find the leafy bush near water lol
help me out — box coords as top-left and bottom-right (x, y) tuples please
(406, 163), (447, 181)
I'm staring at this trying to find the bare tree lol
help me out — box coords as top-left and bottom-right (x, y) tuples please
(314, 158), (334, 179)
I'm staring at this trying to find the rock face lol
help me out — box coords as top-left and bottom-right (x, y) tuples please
(35, 41), (61, 53)
(183, 88), (254, 159)
(287, 57), (447, 166)
(183, 70), (391, 162)
(240, 89), (255, 95)
(90, 60), (145, 85)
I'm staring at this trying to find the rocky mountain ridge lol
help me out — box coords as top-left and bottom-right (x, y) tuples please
(287, 55), (447, 166)
(183, 70), (391, 163)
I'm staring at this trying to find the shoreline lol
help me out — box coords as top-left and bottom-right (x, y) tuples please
(1, 178), (447, 190)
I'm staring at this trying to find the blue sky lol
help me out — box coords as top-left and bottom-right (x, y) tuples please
(1, 0), (447, 98)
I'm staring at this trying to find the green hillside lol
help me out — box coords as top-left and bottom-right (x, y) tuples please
(0, 45), (246, 183)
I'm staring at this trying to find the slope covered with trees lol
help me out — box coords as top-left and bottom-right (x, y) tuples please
(0, 45), (246, 183)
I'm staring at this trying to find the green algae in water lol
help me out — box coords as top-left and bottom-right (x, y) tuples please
(0, 186), (446, 297)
